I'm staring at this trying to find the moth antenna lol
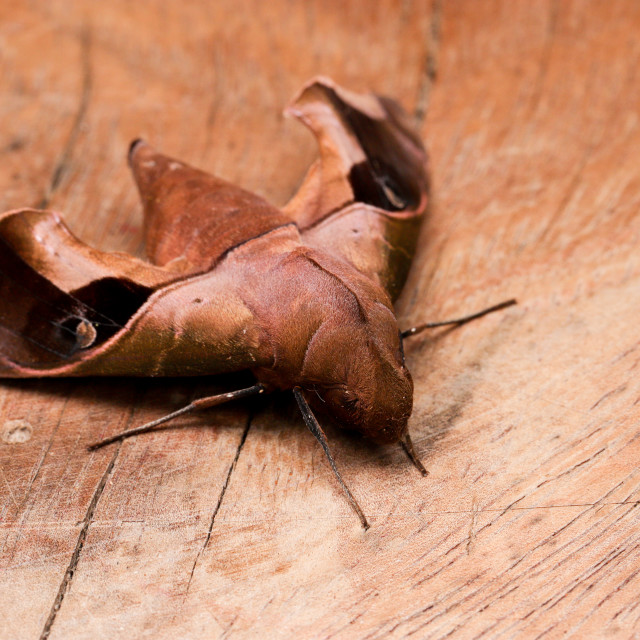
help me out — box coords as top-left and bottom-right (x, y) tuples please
(293, 387), (370, 531)
(401, 299), (517, 339)
(88, 383), (265, 450)
(400, 432), (429, 477)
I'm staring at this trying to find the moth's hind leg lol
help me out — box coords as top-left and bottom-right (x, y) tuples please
(88, 383), (265, 449)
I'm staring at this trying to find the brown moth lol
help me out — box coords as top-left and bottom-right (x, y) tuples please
(0, 78), (514, 528)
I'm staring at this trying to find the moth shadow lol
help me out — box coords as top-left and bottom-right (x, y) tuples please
(0, 371), (259, 424)
(243, 390), (408, 474)
(0, 344), (465, 477)
(398, 303), (522, 471)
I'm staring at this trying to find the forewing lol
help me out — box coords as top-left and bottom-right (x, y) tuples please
(129, 141), (294, 275)
(285, 78), (429, 300)
(0, 209), (270, 377)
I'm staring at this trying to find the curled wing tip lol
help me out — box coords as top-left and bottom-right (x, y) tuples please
(285, 76), (387, 124)
(285, 77), (428, 219)
(285, 75), (336, 109)
(1, 206), (50, 220)
(128, 138), (150, 165)
(0, 208), (71, 236)
(286, 77), (427, 167)
(285, 78), (429, 300)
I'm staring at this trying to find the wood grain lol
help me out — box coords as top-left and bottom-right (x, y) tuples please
(1, 1), (640, 638)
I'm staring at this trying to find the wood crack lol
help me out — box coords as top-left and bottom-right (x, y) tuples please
(414, 0), (442, 124)
(184, 413), (252, 597)
(525, 0), (558, 118)
(15, 396), (71, 517)
(37, 26), (92, 210)
(38, 442), (121, 640)
(0, 394), (71, 558)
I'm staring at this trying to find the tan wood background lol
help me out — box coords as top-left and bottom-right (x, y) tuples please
(2, 1), (640, 638)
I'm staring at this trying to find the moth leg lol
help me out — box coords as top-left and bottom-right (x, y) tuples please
(293, 387), (370, 530)
(400, 432), (429, 477)
(401, 299), (517, 339)
(88, 383), (265, 450)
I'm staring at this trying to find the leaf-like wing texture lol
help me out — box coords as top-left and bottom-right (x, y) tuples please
(284, 77), (429, 300)
(0, 209), (271, 377)
(0, 78), (428, 377)
(129, 140), (294, 275)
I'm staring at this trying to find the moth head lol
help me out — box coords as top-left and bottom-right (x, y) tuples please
(301, 323), (413, 445)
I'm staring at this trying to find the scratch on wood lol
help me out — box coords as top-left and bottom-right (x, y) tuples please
(590, 384), (627, 410)
(0, 466), (18, 508)
(485, 495), (640, 616)
(406, 496), (640, 637)
(536, 447), (607, 489)
(540, 544), (633, 616)
(527, 543), (640, 638)
(220, 613), (239, 640)
(604, 566), (640, 620)
(15, 396), (71, 518)
(39, 442), (121, 640)
(1, 397), (71, 559)
(466, 497), (478, 555)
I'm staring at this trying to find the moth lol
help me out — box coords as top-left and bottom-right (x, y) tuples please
(0, 78), (514, 528)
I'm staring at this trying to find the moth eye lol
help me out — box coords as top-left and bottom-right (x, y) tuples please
(326, 388), (357, 412)
(74, 319), (97, 349)
(343, 396), (358, 410)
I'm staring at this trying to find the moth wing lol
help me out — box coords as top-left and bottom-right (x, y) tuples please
(285, 78), (429, 300)
(128, 141), (294, 275)
(0, 209), (270, 377)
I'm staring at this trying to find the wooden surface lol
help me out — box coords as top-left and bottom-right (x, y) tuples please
(2, 1), (640, 638)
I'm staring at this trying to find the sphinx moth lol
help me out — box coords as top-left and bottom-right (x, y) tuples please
(0, 78), (514, 527)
